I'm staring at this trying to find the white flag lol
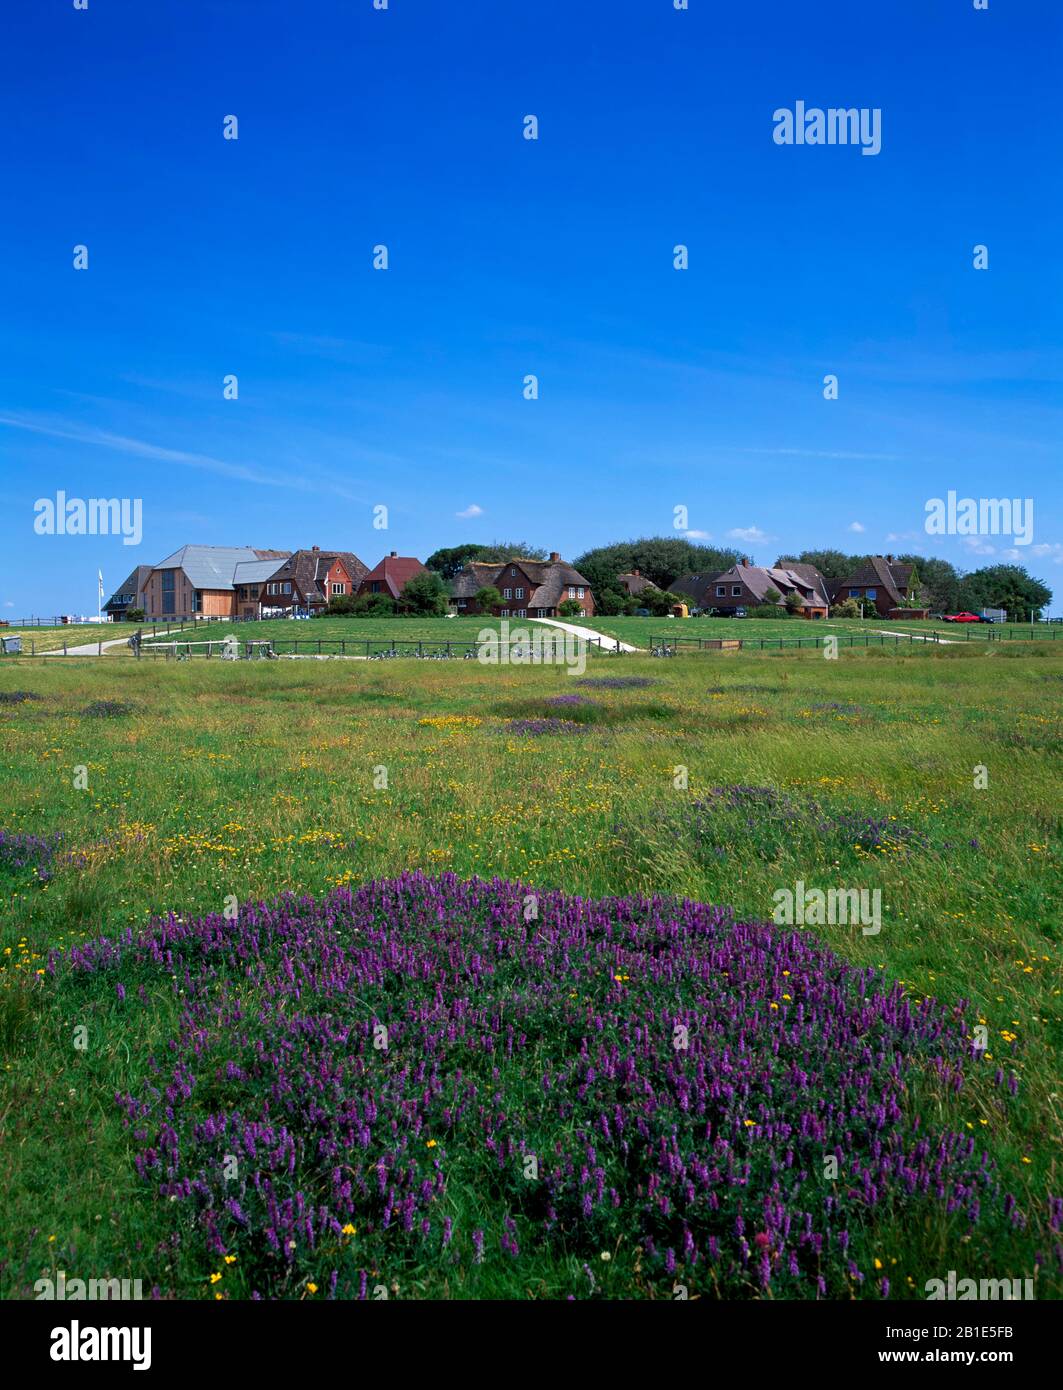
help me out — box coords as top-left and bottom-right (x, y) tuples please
(98, 570), (104, 599)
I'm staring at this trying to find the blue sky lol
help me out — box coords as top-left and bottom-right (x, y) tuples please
(1, 0), (1060, 616)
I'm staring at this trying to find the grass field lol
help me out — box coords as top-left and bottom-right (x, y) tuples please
(588, 614), (1063, 648)
(1, 645), (1060, 1300)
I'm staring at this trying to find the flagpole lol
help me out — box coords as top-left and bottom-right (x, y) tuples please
(97, 569), (103, 623)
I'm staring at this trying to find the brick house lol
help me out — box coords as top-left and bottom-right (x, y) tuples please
(829, 555), (925, 617)
(356, 552), (427, 601)
(679, 558), (830, 618)
(242, 547), (369, 618)
(449, 552), (595, 618)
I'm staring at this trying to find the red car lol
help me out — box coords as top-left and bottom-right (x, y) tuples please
(942, 612), (982, 623)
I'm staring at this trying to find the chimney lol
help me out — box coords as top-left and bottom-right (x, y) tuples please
(885, 553), (894, 564)
(312, 544), (320, 551)
(632, 568), (639, 577)
(549, 551), (560, 563)
(390, 550), (397, 558)
(741, 556), (750, 567)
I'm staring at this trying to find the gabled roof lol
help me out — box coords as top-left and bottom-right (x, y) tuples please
(835, 556), (914, 606)
(359, 554), (427, 599)
(700, 563), (830, 610)
(104, 565), (154, 607)
(267, 549), (370, 602)
(153, 545), (290, 590)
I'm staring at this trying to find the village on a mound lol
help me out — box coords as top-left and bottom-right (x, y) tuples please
(102, 542), (931, 623)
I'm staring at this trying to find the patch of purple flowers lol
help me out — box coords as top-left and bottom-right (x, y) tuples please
(51, 873), (1034, 1299)
(545, 694), (598, 708)
(686, 786), (928, 856)
(503, 718), (586, 736)
(0, 828), (64, 881)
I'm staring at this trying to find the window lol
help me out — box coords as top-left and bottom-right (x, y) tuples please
(518, 609), (526, 618)
(865, 588), (876, 599)
(716, 586), (726, 597)
(332, 582), (345, 595)
(849, 588), (860, 598)
(577, 587), (584, 598)
(283, 582), (292, 595)
(515, 587), (524, 599)
(503, 588), (512, 599)
(251, 586), (259, 598)
(501, 608), (510, 617)
(732, 586), (742, 596)
(510, 567), (517, 576)
(568, 586), (576, 598)
(193, 591), (203, 612)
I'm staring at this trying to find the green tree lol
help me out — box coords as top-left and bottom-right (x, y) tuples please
(775, 550), (861, 580)
(783, 590), (804, 614)
(957, 565), (1052, 622)
(558, 598), (585, 617)
(423, 544), (489, 580)
(398, 570), (449, 616)
(593, 587), (635, 616)
(473, 585), (502, 612)
(473, 540), (548, 563)
(831, 597), (861, 619)
(573, 537), (740, 594)
(349, 592), (397, 617)
(896, 555), (960, 612)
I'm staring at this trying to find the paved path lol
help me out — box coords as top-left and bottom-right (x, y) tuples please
(42, 635), (132, 656)
(528, 617), (641, 653)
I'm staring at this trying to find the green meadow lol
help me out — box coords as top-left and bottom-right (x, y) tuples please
(0, 643), (1060, 1298)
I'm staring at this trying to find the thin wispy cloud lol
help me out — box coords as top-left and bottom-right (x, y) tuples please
(456, 503), (484, 519)
(848, 521), (866, 533)
(0, 413), (371, 504)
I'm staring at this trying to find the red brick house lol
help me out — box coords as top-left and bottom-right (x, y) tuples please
(681, 558), (830, 618)
(356, 552), (427, 600)
(828, 555), (925, 617)
(449, 552), (595, 618)
(243, 547), (368, 618)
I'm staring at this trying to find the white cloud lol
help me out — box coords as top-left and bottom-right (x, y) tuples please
(727, 526), (769, 544)
(456, 504), (484, 520)
(848, 521), (865, 533)
(685, 529), (712, 540)
(961, 537), (996, 556)
(1029, 542), (1063, 564)
(3, 601), (12, 608)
